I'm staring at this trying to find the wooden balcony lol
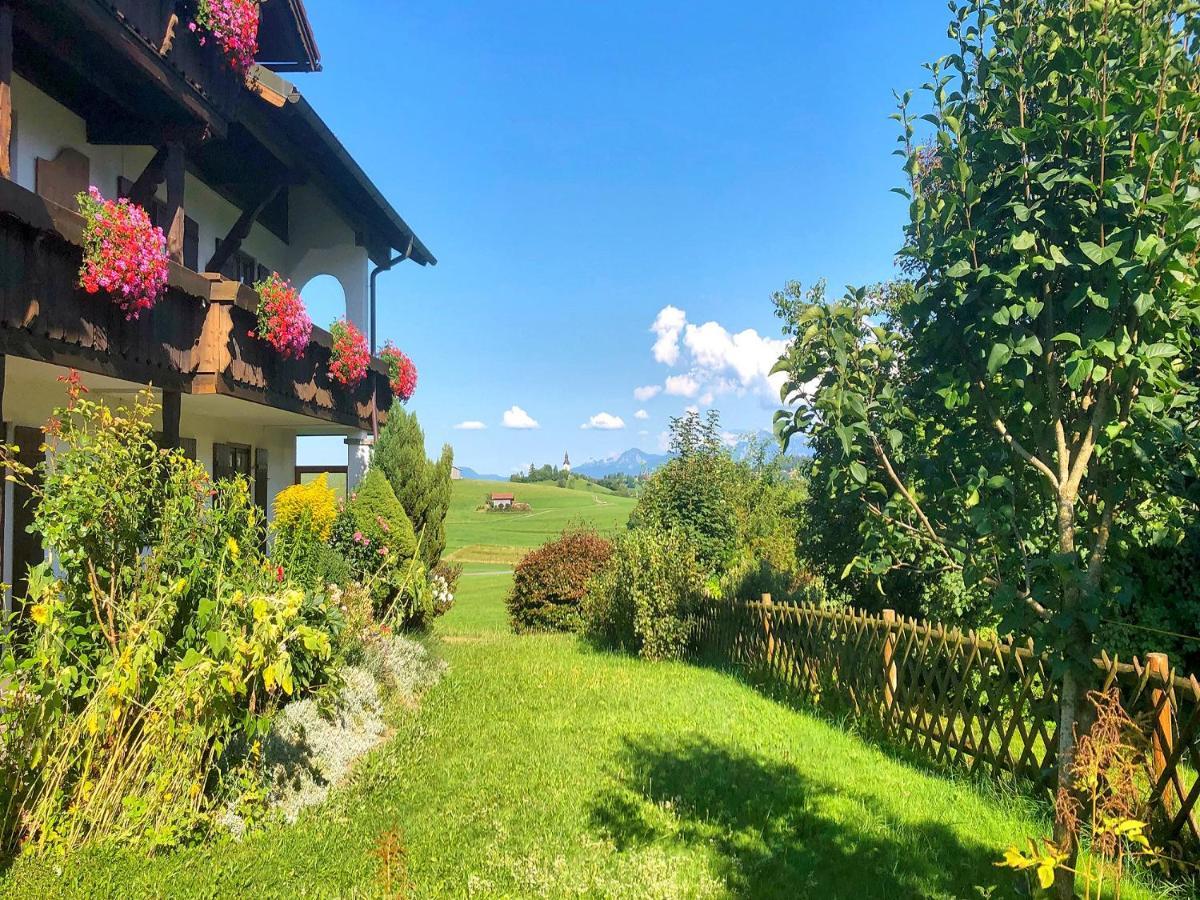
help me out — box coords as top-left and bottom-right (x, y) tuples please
(0, 177), (392, 431)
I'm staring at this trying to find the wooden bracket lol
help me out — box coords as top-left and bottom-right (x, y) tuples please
(206, 181), (283, 274)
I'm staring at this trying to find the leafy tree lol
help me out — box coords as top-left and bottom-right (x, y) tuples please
(630, 410), (739, 573)
(773, 2), (1200, 891)
(372, 408), (454, 569)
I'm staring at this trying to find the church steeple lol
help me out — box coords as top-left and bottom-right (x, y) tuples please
(562, 451), (571, 473)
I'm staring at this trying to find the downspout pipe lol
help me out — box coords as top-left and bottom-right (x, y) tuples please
(368, 236), (415, 439)
(368, 235), (415, 355)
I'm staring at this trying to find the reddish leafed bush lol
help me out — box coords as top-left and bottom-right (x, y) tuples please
(507, 528), (613, 633)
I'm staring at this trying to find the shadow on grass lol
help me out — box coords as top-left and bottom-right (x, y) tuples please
(590, 733), (1017, 900)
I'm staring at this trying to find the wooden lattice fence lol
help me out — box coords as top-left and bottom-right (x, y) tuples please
(693, 598), (1200, 854)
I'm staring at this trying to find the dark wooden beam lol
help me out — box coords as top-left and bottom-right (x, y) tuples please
(43, 0), (228, 140)
(127, 145), (170, 208)
(0, 1), (12, 181)
(162, 142), (185, 264)
(161, 389), (181, 451)
(206, 182), (283, 274)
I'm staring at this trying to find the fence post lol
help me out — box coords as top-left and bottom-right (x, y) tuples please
(761, 593), (774, 669)
(882, 609), (898, 723)
(1147, 652), (1175, 814)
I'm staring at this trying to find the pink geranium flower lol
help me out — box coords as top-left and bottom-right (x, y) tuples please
(193, 0), (260, 76)
(328, 319), (370, 388)
(252, 272), (312, 359)
(380, 341), (418, 402)
(76, 187), (169, 320)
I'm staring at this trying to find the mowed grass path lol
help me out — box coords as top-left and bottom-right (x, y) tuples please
(0, 483), (1161, 898)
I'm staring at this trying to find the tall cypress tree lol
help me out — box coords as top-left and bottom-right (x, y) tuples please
(372, 408), (453, 569)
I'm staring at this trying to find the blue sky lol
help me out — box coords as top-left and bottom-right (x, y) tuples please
(295, 1), (948, 475)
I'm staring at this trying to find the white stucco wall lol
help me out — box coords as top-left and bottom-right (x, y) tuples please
(287, 184), (370, 333)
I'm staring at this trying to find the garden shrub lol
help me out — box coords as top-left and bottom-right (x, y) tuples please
(345, 469), (418, 564)
(372, 408), (454, 569)
(583, 528), (706, 661)
(271, 475), (338, 589)
(0, 384), (344, 853)
(507, 529), (612, 633)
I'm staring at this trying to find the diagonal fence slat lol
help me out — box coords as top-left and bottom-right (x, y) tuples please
(691, 598), (1200, 858)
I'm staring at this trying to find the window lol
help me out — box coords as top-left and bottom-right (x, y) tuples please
(213, 442), (252, 482)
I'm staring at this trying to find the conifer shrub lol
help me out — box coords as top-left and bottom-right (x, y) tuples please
(371, 408), (453, 569)
(582, 528), (706, 661)
(507, 529), (612, 633)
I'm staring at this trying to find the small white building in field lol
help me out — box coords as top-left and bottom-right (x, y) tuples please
(489, 493), (515, 510)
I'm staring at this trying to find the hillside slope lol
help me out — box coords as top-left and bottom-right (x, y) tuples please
(445, 479), (635, 566)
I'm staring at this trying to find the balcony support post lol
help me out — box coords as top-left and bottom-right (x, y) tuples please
(163, 142), (185, 264)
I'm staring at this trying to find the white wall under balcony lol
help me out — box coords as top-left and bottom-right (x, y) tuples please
(288, 185), (370, 335)
(10, 76), (290, 276)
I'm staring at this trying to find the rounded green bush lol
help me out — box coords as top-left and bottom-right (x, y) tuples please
(583, 527), (706, 660)
(507, 529), (613, 633)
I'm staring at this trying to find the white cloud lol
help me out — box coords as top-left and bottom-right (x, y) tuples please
(634, 409), (649, 420)
(656, 430), (671, 451)
(664, 373), (700, 397)
(582, 412), (626, 430)
(453, 420), (486, 431)
(651, 305), (687, 365)
(634, 384), (662, 402)
(645, 308), (792, 406)
(502, 406), (540, 429)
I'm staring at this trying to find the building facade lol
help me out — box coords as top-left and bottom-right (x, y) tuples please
(0, 1), (434, 603)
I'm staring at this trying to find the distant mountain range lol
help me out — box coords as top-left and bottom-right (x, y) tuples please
(457, 466), (508, 481)
(459, 431), (809, 483)
(574, 448), (670, 479)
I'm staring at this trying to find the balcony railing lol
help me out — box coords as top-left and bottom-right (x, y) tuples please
(0, 177), (392, 431)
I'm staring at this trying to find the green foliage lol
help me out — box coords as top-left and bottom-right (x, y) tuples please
(630, 411), (739, 574)
(372, 408), (453, 569)
(772, 3), (1200, 884)
(270, 476), (339, 589)
(773, 1), (1200, 668)
(348, 469), (419, 565)
(583, 528), (706, 661)
(0, 386), (340, 853)
(506, 529), (613, 633)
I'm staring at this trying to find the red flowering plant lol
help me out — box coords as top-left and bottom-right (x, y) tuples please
(379, 341), (418, 402)
(190, 0), (260, 76)
(76, 187), (169, 320)
(328, 319), (370, 388)
(251, 272), (312, 359)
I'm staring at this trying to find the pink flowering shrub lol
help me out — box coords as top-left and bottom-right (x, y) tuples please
(379, 342), (418, 402)
(328, 319), (370, 388)
(252, 272), (312, 359)
(191, 0), (260, 76)
(76, 187), (169, 320)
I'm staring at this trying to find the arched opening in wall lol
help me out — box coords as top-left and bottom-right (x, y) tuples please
(298, 274), (352, 471)
(300, 274), (348, 331)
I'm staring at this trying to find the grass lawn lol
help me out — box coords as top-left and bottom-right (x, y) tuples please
(444, 480), (636, 564)
(0, 481), (1166, 898)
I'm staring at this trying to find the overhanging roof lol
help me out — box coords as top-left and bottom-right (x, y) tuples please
(245, 68), (437, 267)
(257, 0), (322, 73)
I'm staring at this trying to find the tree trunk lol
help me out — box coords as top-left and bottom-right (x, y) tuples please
(1052, 495), (1085, 899)
(1053, 661), (1084, 899)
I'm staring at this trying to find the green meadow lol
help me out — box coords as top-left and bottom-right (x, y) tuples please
(444, 478), (636, 566)
(0, 479), (1164, 899)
